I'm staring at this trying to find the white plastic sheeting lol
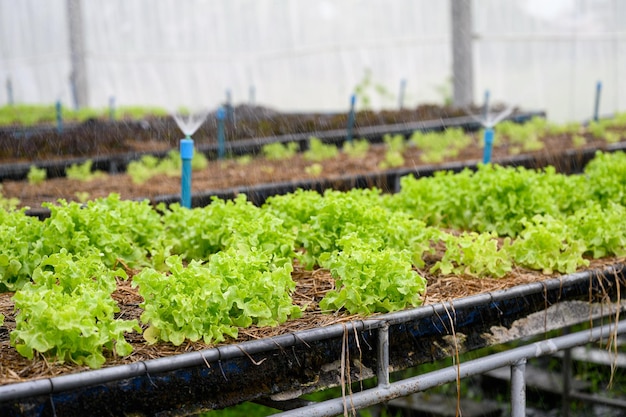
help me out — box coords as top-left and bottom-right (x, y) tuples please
(474, 0), (626, 122)
(0, 0), (624, 123)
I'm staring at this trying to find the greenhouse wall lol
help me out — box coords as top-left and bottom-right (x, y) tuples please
(0, 0), (625, 123)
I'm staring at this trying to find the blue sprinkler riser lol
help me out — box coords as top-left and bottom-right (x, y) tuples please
(594, 81), (602, 122)
(217, 106), (226, 159)
(55, 100), (63, 134)
(346, 93), (356, 144)
(180, 136), (194, 208)
(483, 127), (494, 164)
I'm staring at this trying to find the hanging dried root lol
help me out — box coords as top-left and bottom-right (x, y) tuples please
(442, 301), (462, 417)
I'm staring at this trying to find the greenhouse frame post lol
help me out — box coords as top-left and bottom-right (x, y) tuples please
(451, 0), (474, 107)
(67, 0), (89, 108)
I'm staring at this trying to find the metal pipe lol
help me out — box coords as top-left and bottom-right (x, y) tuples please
(377, 324), (390, 389)
(562, 328), (573, 417)
(109, 96), (115, 122)
(483, 89), (490, 122)
(249, 85), (256, 105)
(398, 79), (406, 110)
(510, 358), (527, 417)
(569, 391), (626, 409)
(273, 320), (626, 417)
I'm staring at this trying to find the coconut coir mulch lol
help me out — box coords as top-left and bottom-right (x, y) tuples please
(0, 256), (622, 386)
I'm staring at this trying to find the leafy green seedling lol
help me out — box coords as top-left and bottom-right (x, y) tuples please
(27, 166), (47, 185)
(305, 163), (323, 177)
(304, 137), (338, 162)
(262, 142), (299, 160)
(342, 138), (370, 158)
(66, 160), (105, 182)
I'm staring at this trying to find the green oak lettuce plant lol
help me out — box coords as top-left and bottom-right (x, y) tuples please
(566, 202), (626, 259)
(304, 137), (338, 161)
(378, 133), (405, 169)
(40, 194), (163, 269)
(342, 138), (370, 158)
(0, 185), (20, 211)
(127, 150), (208, 185)
(0, 207), (44, 291)
(410, 127), (471, 164)
(431, 232), (512, 278)
(319, 235), (426, 315)
(66, 160), (106, 182)
(27, 166), (47, 185)
(583, 151), (626, 207)
(262, 141), (299, 160)
(11, 250), (139, 368)
(157, 194), (296, 265)
(509, 215), (588, 274)
(133, 250), (301, 346)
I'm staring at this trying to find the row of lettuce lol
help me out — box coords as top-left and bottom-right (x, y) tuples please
(10, 113), (626, 190)
(0, 104), (168, 127)
(1, 151), (625, 368)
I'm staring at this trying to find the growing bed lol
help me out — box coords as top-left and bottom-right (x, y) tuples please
(3, 110), (625, 215)
(0, 104), (540, 182)
(1, 112), (626, 416)
(1, 265), (624, 416)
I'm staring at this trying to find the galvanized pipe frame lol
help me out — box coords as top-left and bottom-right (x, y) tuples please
(0, 264), (624, 416)
(273, 320), (626, 417)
